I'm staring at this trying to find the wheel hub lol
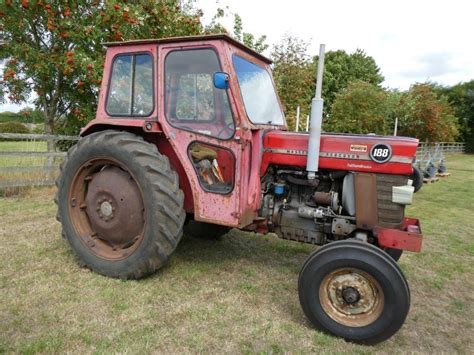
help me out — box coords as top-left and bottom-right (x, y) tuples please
(100, 200), (114, 218)
(319, 268), (384, 327)
(342, 286), (360, 304)
(84, 166), (144, 247)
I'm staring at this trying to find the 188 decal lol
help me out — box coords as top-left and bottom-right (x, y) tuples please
(370, 143), (392, 163)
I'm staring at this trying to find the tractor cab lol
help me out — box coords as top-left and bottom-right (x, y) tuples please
(83, 34), (286, 227)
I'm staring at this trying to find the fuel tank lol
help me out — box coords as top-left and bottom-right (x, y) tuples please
(261, 131), (418, 175)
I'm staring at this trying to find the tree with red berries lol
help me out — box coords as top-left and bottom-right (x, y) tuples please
(0, 0), (205, 141)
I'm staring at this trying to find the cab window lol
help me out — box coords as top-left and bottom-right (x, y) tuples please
(165, 49), (235, 140)
(106, 53), (153, 116)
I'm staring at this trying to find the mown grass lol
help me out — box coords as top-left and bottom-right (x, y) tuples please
(0, 154), (473, 353)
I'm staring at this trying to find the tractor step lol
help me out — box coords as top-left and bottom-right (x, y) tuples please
(436, 172), (451, 177)
(423, 177), (439, 184)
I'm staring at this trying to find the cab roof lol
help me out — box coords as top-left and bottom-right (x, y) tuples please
(104, 34), (272, 64)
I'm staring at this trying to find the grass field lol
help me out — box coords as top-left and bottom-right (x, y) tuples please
(0, 154), (473, 353)
(0, 141), (62, 191)
(0, 140), (48, 167)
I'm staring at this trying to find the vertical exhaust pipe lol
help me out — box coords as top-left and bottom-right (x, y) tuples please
(306, 44), (326, 180)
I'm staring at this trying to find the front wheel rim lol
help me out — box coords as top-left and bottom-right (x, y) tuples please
(319, 267), (384, 327)
(68, 158), (146, 261)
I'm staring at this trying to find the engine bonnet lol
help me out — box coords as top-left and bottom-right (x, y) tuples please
(261, 131), (419, 176)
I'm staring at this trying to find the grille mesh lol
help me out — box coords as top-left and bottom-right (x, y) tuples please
(376, 174), (407, 229)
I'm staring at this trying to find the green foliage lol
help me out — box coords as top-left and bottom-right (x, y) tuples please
(232, 14), (268, 53)
(0, 121), (29, 134)
(327, 80), (395, 135)
(396, 83), (459, 142)
(19, 108), (45, 123)
(315, 49), (384, 117)
(0, 109), (44, 123)
(436, 80), (474, 152)
(328, 81), (459, 141)
(203, 7), (228, 35)
(271, 35), (384, 130)
(271, 35), (314, 130)
(0, 111), (22, 122)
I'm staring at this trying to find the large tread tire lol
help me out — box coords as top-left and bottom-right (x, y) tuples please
(55, 130), (185, 279)
(184, 220), (231, 239)
(299, 240), (410, 345)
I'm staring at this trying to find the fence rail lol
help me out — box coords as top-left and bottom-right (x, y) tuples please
(0, 133), (79, 141)
(0, 133), (467, 190)
(417, 142), (465, 155)
(0, 133), (79, 189)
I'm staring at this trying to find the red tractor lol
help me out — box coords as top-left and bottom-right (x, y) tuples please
(56, 35), (423, 344)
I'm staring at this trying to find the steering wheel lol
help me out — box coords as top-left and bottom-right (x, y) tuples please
(216, 121), (235, 139)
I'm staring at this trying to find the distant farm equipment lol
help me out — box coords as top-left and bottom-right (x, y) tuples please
(414, 142), (464, 182)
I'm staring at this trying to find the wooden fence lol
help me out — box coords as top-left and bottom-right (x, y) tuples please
(0, 133), (79, 189)
(0, 133), (467, 189)
(416, 142), (465, 156)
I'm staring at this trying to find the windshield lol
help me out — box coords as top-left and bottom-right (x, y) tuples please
(232, 55), (285, 125)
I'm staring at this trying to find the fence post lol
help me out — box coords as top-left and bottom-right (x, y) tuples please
(44, 136), (55, 180)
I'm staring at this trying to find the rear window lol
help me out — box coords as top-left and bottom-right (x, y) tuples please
(106, 53), (154, 116)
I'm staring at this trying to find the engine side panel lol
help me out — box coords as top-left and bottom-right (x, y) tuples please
(261, 131), (418, 176)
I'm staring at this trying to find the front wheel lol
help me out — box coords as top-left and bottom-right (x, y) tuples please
(298, 240), (410, 344)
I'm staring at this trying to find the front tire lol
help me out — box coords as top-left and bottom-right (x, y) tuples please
(56, 130), (185, 279)
(298, 240), (410, 344)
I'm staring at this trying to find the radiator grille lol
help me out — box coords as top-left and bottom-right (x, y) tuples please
(376, 174), (407, 229)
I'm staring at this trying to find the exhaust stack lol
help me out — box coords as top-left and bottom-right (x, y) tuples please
(306, 44), (326, 180)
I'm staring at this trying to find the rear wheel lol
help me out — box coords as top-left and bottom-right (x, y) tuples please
(299, 240), (410, 344)
(56, 130), (185, 279)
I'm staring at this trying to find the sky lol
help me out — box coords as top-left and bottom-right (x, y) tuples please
(197, 0), (474, 89)
(2, 0), (473, 112)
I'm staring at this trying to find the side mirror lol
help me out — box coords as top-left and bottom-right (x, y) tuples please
(213, 72), (230, 90)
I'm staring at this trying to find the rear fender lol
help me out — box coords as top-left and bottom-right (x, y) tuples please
(80, 118), (162, 136)
(80, 119), (194, 213)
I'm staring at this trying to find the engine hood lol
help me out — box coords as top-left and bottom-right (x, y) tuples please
(261, 131), (419, 176)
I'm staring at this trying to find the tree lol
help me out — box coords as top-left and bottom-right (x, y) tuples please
(271, 35), (384, 130)
(0, 0), (205, 144)
(327, 80), (396, 135)
(437, 80), (474, 152)
(316, 49), (384, 117)
(271, 34), (314, 130)
(396, 83), (459, 142)
(232, 14), (268, 53)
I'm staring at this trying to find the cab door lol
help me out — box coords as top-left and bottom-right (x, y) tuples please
(157, 44), (247, 227)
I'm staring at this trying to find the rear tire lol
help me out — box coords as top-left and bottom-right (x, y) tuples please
(299, 240), (410, 344)
(56, 130), (185, 279)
